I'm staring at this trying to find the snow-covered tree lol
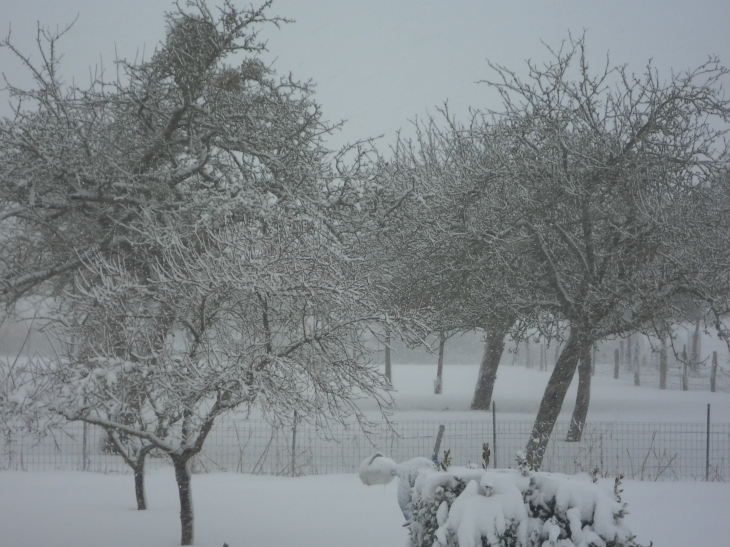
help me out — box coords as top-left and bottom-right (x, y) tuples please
(374, 36), (730, 470)
(473, 37), (730, 467)
(372, 115), (553, 411)
(0, 0), (333, 305)
(0, 1), (411, 544)
(32, 214), (394, 544)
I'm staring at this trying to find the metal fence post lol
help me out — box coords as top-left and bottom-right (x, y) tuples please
(492, 401), (498, 469)
(706, 404), (710, 481)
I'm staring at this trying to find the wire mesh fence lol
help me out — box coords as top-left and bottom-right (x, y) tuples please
(534, 355), (730, 393)
(2, 416), (728, 481)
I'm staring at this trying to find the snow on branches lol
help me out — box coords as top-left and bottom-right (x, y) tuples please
(408, 465), (646, 547)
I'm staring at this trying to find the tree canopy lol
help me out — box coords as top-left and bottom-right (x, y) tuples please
(0, 2), (413, 544)
(375, 36), (730, 467)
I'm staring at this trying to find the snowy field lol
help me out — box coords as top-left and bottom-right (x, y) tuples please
(0, 469), (729, 547)
(1, 356), (729, 545)
(370, 359), (730, 423)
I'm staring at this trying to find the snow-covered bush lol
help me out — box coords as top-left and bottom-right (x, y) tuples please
(406, 464), (648, 547)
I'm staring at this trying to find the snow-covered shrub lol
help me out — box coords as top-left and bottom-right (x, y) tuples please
(406, 465), (648, 547)
(408, 471), (468, 547)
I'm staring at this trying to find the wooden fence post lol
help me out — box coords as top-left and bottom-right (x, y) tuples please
(433, 424), (445, 461)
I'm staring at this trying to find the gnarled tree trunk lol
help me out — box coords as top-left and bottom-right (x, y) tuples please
(173, 455), (194, 546)
(471, 321), (511, 410)
(525, 329), (585, 469)
(132, 451), (149, 510)
(566, 343), (592, 442)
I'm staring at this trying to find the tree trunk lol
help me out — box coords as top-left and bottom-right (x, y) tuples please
(471, 323), (510, 410)
(659, 336), (668, 390)
(104, 430), (150, 511)
(525, 329), (584, 469)
(591, 344), (597, 376)
(691, 318), (701, 372)
(384, 328), (392, 384)
(434, 331), (445, 394)
(173, 456), (194, 546)
(133, 453), (147, 511)
(182, 410), (193, 444)
(711, 351), (718, 392)
(619, 340), (624, 370)
(82, 422), (89, 471)
(613, 348), (620, 379)
(566, 344), (592, 442)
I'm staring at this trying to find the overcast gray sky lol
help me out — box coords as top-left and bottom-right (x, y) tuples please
(2, 0), (729, 149)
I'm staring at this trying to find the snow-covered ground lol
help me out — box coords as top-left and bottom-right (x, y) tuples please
(371, 360), (730, 424)
(0, 468), (728, 547)
(1, 356), (729, 546)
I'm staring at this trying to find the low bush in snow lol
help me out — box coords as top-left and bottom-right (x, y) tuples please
(406, 455), (648, 547)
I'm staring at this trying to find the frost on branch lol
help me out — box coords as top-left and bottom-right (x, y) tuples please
(0, 0), (416, 544)
(25, 213), (400, 541)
